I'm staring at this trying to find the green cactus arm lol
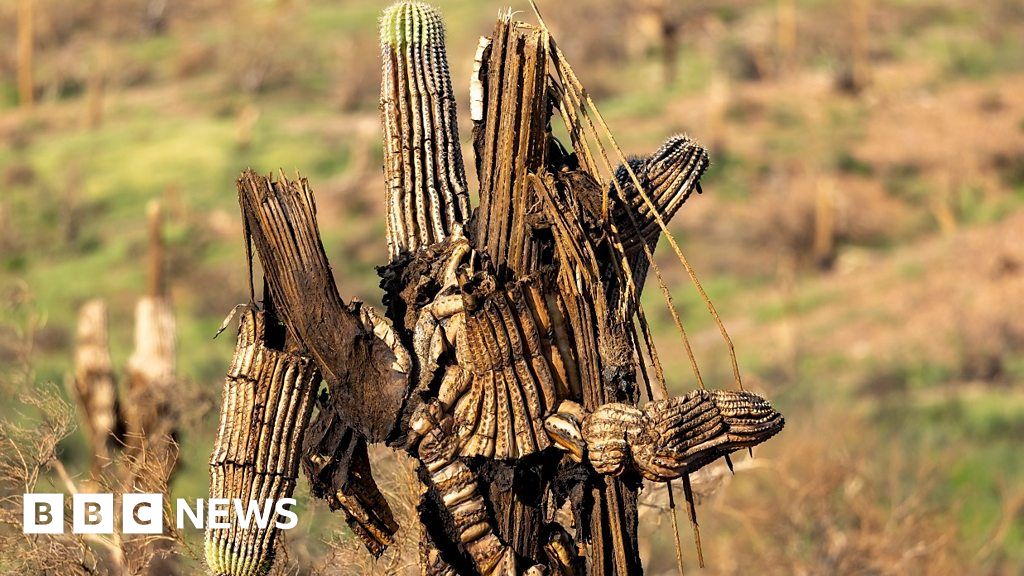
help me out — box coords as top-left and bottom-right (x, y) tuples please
(380, 1), (469, 260)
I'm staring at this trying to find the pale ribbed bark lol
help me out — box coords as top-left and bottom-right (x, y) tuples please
(123, 295), (177, 467)
(206, 310), (319, 576)
(380, 1), (469, 260)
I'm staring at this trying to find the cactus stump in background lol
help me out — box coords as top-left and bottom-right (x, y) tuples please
(71, 299), (120, 478)
(68, 200), (181, 575)
(124, 201), (179, 492)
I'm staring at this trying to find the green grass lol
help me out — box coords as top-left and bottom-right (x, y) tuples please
(753, 283), (833, 323)
(703, 150), (751, 200)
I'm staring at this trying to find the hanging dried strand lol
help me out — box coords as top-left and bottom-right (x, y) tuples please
(530, 0), (744, 393)
(544, 63), (675, 412)
(528, 3), (724, 570)
(544, 29), (704, 574)
(544, 34), (706, 394)
(667, 484), (687, 576)
(683, 472), (706, 568)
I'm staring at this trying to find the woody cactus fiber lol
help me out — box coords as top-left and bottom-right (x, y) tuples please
(207, 2), (784, 576)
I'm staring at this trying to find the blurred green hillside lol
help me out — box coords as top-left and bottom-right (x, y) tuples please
(2, 0), (1023, 574)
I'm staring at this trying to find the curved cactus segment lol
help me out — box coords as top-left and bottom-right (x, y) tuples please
(609, 134), (709, 296)
(611, 134), (710, 256)
(579, 389), (784, 482)
(381, 1), (470, 260)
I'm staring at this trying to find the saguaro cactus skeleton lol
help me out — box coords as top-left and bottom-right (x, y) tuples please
(209, 2), (784, 576)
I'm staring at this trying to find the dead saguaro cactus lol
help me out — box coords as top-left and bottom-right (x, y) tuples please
(67, 201), (181, 575)
(210, 3), (785, 576)
(70, 299), (121, 475)
(206, 308), (319, 576)
(124, 202), (179, 483)
(70, 202), (179, 480)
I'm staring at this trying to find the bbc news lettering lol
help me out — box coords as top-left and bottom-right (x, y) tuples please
(22, 494), (297, 534)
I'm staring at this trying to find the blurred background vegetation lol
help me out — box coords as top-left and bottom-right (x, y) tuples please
(1, 0), (1023, 573)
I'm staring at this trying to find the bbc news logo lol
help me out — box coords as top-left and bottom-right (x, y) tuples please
(23, 494), (297, 534)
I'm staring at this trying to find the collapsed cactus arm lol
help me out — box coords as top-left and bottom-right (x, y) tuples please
(546, 390), (785, 483)
(301, 397), (399, 557)
(237, 170), (410, 443)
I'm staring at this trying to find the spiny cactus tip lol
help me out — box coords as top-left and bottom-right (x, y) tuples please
(380, 1), (445, 47)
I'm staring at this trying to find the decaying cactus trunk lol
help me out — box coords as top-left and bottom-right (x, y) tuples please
(123, 201), (182, 575)
(471, 16), (550, 282)
(124, 295), (177, 455)
(206, 308), (319, 576)
(470, 14), (646, 575)
(209, 3), (786, 576)
(467, 18), (563, 569)
(71, 299), (121, 477)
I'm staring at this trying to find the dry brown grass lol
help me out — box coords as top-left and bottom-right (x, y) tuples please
(0, 385), (99, 575)
(0, 388), (197, 576)
(606, 397), (973, 575)
(688, 406), (969, 575)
